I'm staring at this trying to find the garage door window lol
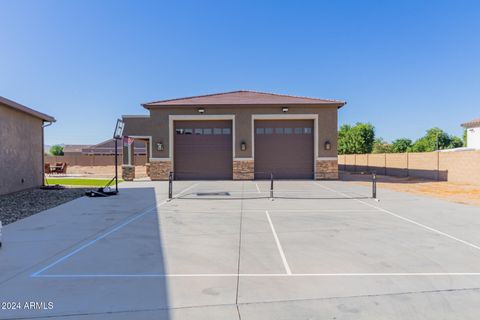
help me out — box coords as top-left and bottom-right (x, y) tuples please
(194, 128), (203, 135)
(222, 128), (231, 135)
(213, 128), (222, 135)
(203, 128), (212, 135)
(256, 128), (264, 135)
(284, 128), (293, 134)
(265, 128), (273, 135)
(275, 128), (284, 134)
(304, 128), (312, 134)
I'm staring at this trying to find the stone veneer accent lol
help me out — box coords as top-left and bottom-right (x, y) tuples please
(150, 159), (172, 180)
(315, 159), (338, 180)
(233, 159), (254, 180)
(121, 165), (135, 181)
(145, 162), (151, 177)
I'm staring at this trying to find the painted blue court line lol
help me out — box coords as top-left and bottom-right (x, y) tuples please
(31, 183), (198, 277)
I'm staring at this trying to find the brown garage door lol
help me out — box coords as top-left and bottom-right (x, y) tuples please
(174, 120), (233, 180)
(254, 120), (314, 179)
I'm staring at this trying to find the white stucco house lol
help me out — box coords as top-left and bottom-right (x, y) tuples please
(462, 118), (480, 149)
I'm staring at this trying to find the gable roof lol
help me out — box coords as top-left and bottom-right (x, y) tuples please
(142, 90), (346, 108)
(63, 144), (92, 153)
(462, 118), (480, 128)
(0, 96), (55, 122)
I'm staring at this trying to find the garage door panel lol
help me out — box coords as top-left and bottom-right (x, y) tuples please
(174, 120), (232, 180)
(255, 120), (314, 179)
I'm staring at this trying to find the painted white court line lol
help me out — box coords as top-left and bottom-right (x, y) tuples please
(31, 183), (199, 277)
(157, 209), (381, 214)
(265, 210), (292, 275)
(315, 182), (480, 252)
(255, 183), (261, 193)
(33, 272), (480, 278)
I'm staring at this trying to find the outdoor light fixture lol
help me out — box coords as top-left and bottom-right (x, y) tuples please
(282, 107), (289, 113)
(198, 108), (205, 114)
(156, 142), (164, 151)
(240, 141), (247, 151)
(324, 141), (331, 151)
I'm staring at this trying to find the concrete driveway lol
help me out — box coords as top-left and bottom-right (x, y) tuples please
(2, 180), (480, 319)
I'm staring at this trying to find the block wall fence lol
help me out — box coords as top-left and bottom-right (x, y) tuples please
(45, 154), (147, 166)
(338, 151), (480, 185)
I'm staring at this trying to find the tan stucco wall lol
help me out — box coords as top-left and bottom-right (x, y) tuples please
(123, 105), (339, 160)
(0, 103), (44, 195)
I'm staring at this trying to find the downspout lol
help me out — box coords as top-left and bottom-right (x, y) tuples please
(41, 121), (53, 186)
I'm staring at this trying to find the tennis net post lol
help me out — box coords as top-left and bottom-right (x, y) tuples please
(168, 171), (173, 200)
(372, 171), (377, 199)
(270, 173), (274, 200)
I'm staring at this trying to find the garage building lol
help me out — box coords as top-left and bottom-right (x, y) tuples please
(121, 90), (345, 180)
(0, 96), (55, 195)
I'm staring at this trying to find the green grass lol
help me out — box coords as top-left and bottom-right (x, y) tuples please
(45, 178), (124, 187)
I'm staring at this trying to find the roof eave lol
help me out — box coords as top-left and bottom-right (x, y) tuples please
(0, 96), (56, 122)
(142, 102), (346, 109)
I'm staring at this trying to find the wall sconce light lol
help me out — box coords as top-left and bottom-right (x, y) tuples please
(282, 107), (289, 113)
(240, 141), (247, 151)
(198, 108), (205, 114)
(156, 142), (164, 151)
(324, 141), (331, 151)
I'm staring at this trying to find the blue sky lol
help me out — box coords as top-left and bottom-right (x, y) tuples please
(1, 0), (479, 145)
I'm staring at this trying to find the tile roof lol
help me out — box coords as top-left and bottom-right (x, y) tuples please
(0, 96), (55, 122)
(63, 144), (92, 153)
(461, 118), (480, 128)
(142, 90), (346, 108)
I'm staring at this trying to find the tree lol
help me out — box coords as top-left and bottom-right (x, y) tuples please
(391, 138), (412, 153)
(372, 138), (392, 154)
(410, 128), (463, 152)
(49, 145), (64, 156)
(448, 136), (463, 149)
(463, 128), (468, 146)
(338, 123), (375, 154)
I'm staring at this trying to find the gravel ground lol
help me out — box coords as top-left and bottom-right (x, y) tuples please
(0, 187), (89, 225)
(342, 171), (480, 207)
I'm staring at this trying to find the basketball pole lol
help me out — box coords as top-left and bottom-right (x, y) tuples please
(115, 138), (118, 193)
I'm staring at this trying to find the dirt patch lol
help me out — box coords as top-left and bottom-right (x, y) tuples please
(0, 188), (89, 225)
(341, 172), (480, 207)
(64, 165), (147, 178)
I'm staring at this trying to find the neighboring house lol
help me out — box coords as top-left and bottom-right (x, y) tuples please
(81, 139), (146, 155)
(63, 144), (91, 156)
(462, 118), (480, 149)
(122, 90), (346, 180)
(61, 140), (146, 156)
(0, 96), (55, 195)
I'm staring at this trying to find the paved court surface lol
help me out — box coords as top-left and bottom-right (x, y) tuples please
(2, 180), (480, 319)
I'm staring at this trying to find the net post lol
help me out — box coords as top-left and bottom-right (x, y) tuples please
(372, 171), (377, 199)
(270, 173), (274, 200)
(168, 171), (173, 200)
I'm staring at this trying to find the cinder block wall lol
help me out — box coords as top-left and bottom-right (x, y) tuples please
(339, 151), (480, 185)
(439, 151), (480, 184)
(45, 154), (147, 166)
